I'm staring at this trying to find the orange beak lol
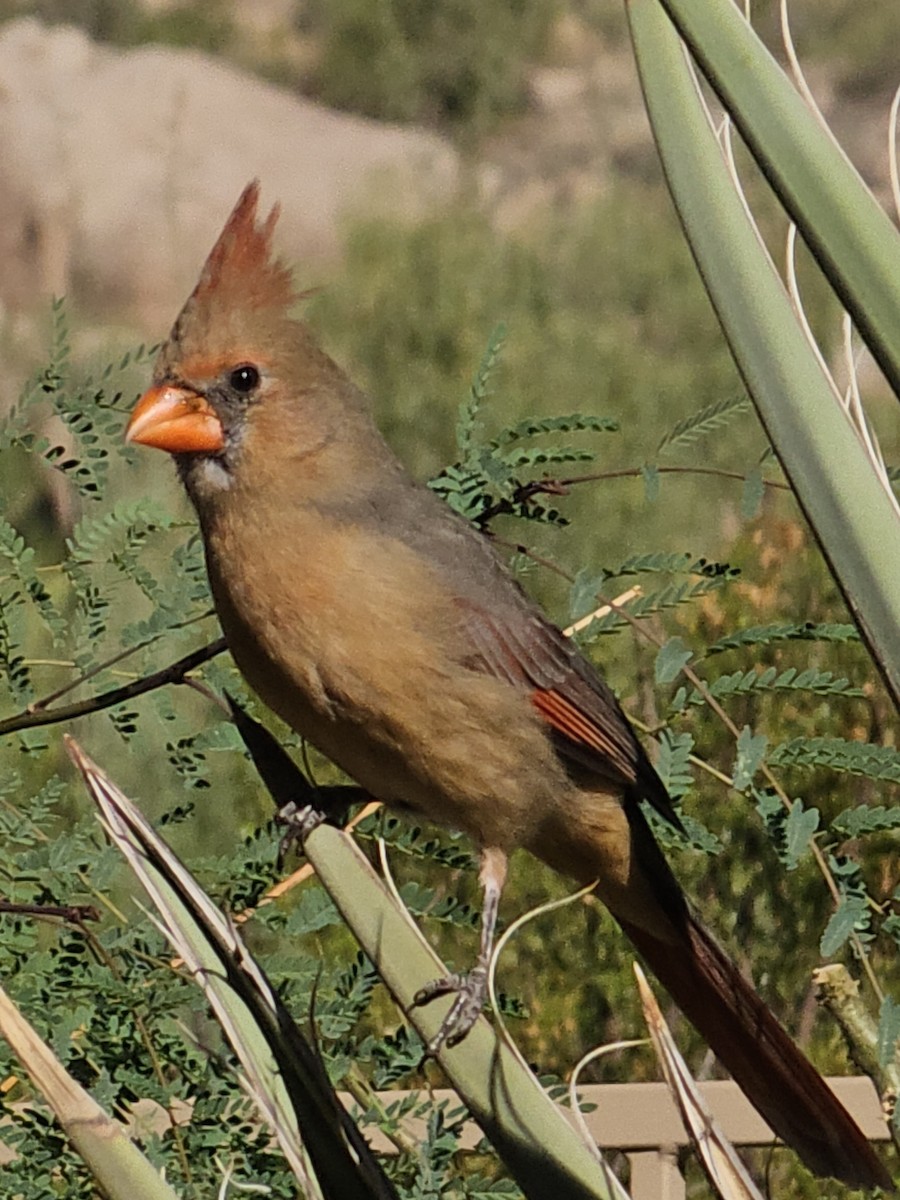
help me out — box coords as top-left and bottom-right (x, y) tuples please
(125, 385), (225, 454)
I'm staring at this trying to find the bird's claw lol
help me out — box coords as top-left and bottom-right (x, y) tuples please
(414, 963), (489, 1054)
(276, 800), (327, 865)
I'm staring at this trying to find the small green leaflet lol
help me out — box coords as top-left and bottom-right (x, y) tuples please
(656, 730), (694, 799)
(641, 463), (660, 502)
(740, 467), (764, 519)
(732, 726), (767, 791)
(831, 804), (900, 837)
(771, 737), (900, 785)
(490, 412), (618, 447)
(752, 788), (819, 869)
(820, 894), (869, 956)
(782, 799), (820, 870)
(457, 322), (506, 456)
(656, 394), (751, 453)
(877, 995), (900, 1070)
(655, 636), (692, 684)
(568, 568), (606, 622)
(706, 621), (859, 655)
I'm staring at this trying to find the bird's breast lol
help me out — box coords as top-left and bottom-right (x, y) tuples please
(199, 502), (570, 850)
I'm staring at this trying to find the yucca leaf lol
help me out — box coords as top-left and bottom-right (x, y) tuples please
(647, 0), (900, 403)
(65, 737), (396, 1200)
(226, 701), (630, 1200)
(0, 987), (181, 1200)
(627, 0), (900, 709)
(635, 964), (765, 1199)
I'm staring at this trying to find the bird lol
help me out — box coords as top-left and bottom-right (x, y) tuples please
(125, 181), (890, 1190)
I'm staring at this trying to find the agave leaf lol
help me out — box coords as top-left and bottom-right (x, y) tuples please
(626, 0), (900, 709)
(0, 986), (181, 1200)
(226, 699), (631, 1200)
(648, 0), (900, 402)
(635, 964), (764, 1200)
(65, 736), (396, 1200)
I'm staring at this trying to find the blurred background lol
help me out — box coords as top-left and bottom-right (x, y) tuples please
(1, 1), (897, 381)
(3, 0), (898, 599)
(0, 6), (897, 1187)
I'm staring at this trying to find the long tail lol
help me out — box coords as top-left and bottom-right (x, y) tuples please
(617, 907), (890, 1189)
(535, 797), (890, 1188)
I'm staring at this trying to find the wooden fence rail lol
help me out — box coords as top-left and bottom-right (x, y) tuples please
(349, 1076), (890, 1199)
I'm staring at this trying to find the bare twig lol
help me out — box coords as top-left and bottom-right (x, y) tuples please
(26, 611), (216, 712)
(557, 465), (790, 491)
(592, 587), (883, 998)
(474, 463), (790, 534)
(0, 900), (100, 924)
(489, 537), (576, 582)
(0, 638), (228, 738)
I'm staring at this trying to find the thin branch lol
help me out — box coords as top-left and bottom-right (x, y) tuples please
(0, 638), (228, 738)
(474, 465), (791, 533)
(0, 900), (100, 923)
(557, 465), (790, 490)
(593, 588), (883, 998)
(488, 537), (576, 582)
(474, 478), (569, 529)
(26, 610), (216, 712)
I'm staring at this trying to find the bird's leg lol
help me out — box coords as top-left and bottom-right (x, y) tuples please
(414, 847), (508, 1053)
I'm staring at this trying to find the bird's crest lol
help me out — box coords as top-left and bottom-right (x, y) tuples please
(189, 180), (295, 317)
(171, 181), (299, 353)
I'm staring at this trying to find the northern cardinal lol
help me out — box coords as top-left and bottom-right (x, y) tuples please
(126, 182), (889, 1189)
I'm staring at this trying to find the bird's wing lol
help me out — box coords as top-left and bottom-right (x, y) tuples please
(457, 599), (681, 827)
(383, 477), (679, 824)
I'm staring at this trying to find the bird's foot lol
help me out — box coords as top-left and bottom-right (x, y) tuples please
(413, 962), (489, 1053)
(275, 800), (327, 865)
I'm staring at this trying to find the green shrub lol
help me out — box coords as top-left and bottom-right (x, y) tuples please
(303, 0), (558, 132)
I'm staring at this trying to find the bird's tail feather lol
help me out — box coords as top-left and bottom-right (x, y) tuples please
(616, 906), (890, 1189)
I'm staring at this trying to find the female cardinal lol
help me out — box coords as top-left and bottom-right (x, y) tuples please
(126, 182), (889, 1189)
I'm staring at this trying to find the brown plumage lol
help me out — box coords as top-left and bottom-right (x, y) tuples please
(126, 183), (890, 1190)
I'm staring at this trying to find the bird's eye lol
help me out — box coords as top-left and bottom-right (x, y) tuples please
(229, 364), (260, 394)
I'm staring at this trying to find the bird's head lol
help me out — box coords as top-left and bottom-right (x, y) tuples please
(126, 181), (363, 500)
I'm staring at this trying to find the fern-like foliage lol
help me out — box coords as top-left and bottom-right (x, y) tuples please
(355, 812), (478, 872)
(569, 553), (739, 640)
(656, 393), (752, 454)
(4, 300), (158, 501)
(393, 882), (482, 938)
(820, 854), (876, 954)
(674, 667), (865, 710)
(754, 790), (820, 871)
(770, 737), (900, 784)
(705, 621), (860, 655)
(0, 596), (32, 706)
(430, 325), (618, 527)
(831, 804), (900, 837)
(0, 514), (67, 643)
(0, 303), (213, 730)
(455, 321), (505, 458)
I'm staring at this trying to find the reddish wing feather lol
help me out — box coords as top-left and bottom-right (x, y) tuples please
(531, 686), (628, 768)
(458, 598), (679, 823)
